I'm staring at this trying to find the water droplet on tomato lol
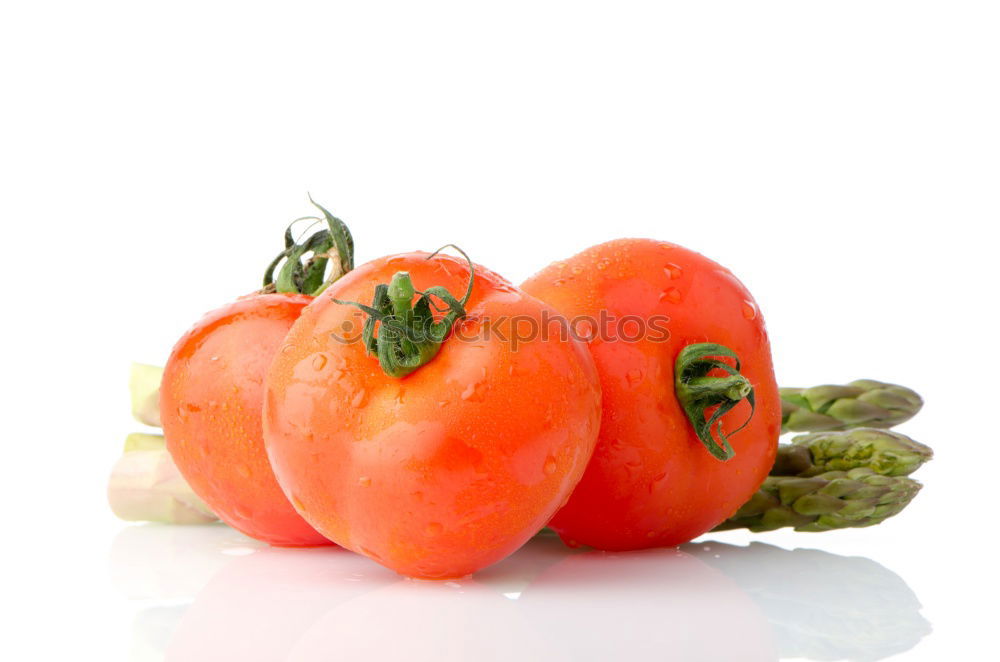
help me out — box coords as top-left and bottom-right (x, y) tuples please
(351, 389), (367, 408)
(236, 463), (251, 479)
(291, 496), (305, 512)
(626, 369), (643, 386)
(659, 287), (682, 304)
(571, 265), (583, 275)
(312, 353), (328, 371)
(574, 319), (596, 339)
(460, 382), (483, 402)
(177, 402), (201, 422)
(543, 457), (558, 475)
(425, 522), (443, 536)
(741, 300), (757, 320)
(281, 343), (295, 354)
(358, 476), (372, 487)
(648, 472), (667, 494)
(595, 258), (610, 271)
(664, 263), (683, 279)
(553, 279), (566, 287)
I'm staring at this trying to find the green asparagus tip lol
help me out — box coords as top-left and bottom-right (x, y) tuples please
(780, 379), (923, 433)
(782, 428), (933, 478)
(716, 468), (922, 533)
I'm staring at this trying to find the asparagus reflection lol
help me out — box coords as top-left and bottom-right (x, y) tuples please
(687, 541), (932, 662)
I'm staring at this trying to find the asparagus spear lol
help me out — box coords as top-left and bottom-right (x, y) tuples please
(130, 363), (164, 427)
(108, 433), (218, 525)
(780, 379), (923, 433)
(772, 428), (933, 477)
(716, 428), (932, 532)
(123, 432), (169, 452)
(715, 468), (922, 532)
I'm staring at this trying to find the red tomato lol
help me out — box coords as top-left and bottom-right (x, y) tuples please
(263, 252), (602, 578)
(161, 293), (332, 546)
(521, 239), (780, 550)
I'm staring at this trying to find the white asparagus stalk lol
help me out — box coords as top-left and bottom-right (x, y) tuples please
(130, 363), (164, 427)
(108, 434), (218, 524)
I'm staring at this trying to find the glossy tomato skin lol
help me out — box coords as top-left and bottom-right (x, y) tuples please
(521, 239), (780, 550)
(263, 252), (602, 578)
(161, 293), (333, 547)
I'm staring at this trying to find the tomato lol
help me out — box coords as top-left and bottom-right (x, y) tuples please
(161, 293), (333, 546)
(521, 238), (780, 550)
(160, 198), (354, 547)
(263, 251), (602, 578)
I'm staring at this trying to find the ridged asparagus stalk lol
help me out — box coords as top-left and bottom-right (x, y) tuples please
(108, 433), (218, 525)
(130, 363), (164, 427)
(715, 468), (922, 532)
(716, 428), (932, 532)
(772, 428), (933, 477)
(780, 379), (923, 433)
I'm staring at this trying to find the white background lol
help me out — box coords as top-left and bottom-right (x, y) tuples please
(2, 1), (997, 660)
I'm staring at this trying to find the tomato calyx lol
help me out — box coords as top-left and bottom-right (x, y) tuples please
(674, 342), (756, 461)
(334, 245), (475, 378)
(262, 195), (355, 296)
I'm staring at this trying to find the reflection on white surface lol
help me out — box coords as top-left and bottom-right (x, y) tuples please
(110, 525), (930, 661)
(110, 523), (266, 600)
(687, 542), (931, 662)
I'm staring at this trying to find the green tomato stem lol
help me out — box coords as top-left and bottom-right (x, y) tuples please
(262, 196), (355, 296)
(674, 343), (756, 462)
(334, 246), (475, 379)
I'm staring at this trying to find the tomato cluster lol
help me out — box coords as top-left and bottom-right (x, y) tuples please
(161, 207), (779, 579)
